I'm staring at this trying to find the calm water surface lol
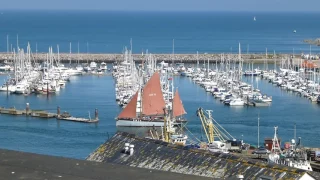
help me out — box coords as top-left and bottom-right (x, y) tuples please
(0, 11), (319, 53)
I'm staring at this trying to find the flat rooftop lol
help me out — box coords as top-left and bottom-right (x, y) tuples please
(0, 149), (211, 180)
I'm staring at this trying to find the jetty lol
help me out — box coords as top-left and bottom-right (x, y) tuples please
(56, 107), (99, 123)
(0, 105), (56, 118)
(0, 104), (99, 123)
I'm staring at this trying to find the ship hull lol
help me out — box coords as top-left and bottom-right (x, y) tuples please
(116, 119), (165, 127)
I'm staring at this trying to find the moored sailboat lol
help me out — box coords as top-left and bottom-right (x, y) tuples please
(116, 72), (187, 127)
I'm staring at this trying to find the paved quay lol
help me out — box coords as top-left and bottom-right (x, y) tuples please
(0, 52), (296, 64)
(0, 148), (210, 180)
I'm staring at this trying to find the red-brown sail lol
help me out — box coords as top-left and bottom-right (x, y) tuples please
(173, 90), (186, 117)
(142, 72), (166, 116)
(118, 92), (138, 119)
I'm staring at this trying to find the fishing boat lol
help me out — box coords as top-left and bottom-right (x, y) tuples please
(116, 72), (187, 127)
(146, 106), (188, 146)
(268, 126), (312, 171)
(197, 108), (245, 153)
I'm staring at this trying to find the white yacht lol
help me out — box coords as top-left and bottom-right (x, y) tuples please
(0, 64), (11, 71)
(15, 82), (28, 94)
(0, 84), (15, 92)
(229, 98), (245, 106)
(100, 62), (107, 70)
(90, 62), (97, 69)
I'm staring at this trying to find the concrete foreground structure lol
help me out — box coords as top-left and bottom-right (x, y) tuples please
(0, 148), (210, 180)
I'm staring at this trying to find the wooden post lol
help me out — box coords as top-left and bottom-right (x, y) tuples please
(26, 103), (30, 116)
(57, 106), (60, 116)
(47, 83), (49, 97)
(95, 108), (98, 120)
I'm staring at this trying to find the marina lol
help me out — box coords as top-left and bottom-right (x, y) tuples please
(2, 46), (320, 169)
(2, 61), (320, 156)
(1, 9), (320, 179)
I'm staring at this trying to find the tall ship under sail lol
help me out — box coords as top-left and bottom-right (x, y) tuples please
(116, 72), (186, 127)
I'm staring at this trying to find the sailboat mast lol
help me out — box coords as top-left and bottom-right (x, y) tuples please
(130, 38), (133, 53)
(247, 44), (249, 54)
(239, 43), (242, 81)
(196, 51), (199, 70)
(172, 39), (175, 64)
(57, 44), (60, 64)
(251, 62), (253, 91)
(77, 41), (80, 64)
(294, 123), (297, 140)
(35, 42), (38, 64)
(274, 50), (276, 71)
(265, 48), (268, 71)
(172, 39), (174, 70)
(16, 34), (19, 51)
(87, 42), (89, 64)
(258, 113), (260, 148)
(6, 35), (9, 53)
(69, 42), (72, 64)
(309, 45), (311, 58)
(207, 58), (209, 77)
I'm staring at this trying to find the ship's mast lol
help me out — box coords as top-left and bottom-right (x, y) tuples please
(163, 108), (170, 142)
(258, 113), (260, 148)
(6, 34), (9, 53)
(271, 126), (282, 153)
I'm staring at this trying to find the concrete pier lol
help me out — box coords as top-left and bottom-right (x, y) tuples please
(0, 52), (299, 64)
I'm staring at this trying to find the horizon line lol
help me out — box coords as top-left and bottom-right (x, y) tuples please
(0, 9), (320, 13)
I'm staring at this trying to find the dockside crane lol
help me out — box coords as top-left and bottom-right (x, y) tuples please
(197, 108), (239, 150)
(197, 108), (214, 143)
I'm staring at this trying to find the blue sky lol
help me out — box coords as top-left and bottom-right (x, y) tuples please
(1, 0), (319, 11)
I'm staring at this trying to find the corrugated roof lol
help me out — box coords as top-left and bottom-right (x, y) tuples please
(87, 132), (317, 179)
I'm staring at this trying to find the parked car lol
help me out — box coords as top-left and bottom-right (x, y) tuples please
(252, 147), (270, 154)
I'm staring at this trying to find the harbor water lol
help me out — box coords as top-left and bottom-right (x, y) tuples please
(0, 11), (320, 54)
(1, 67), (320, 159)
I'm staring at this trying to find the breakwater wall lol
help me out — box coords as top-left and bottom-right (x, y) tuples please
(0, 52), (298, 64)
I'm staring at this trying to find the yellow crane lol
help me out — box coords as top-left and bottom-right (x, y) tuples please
(197, 107), (235, 144)
(197, 108), (214, 143)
